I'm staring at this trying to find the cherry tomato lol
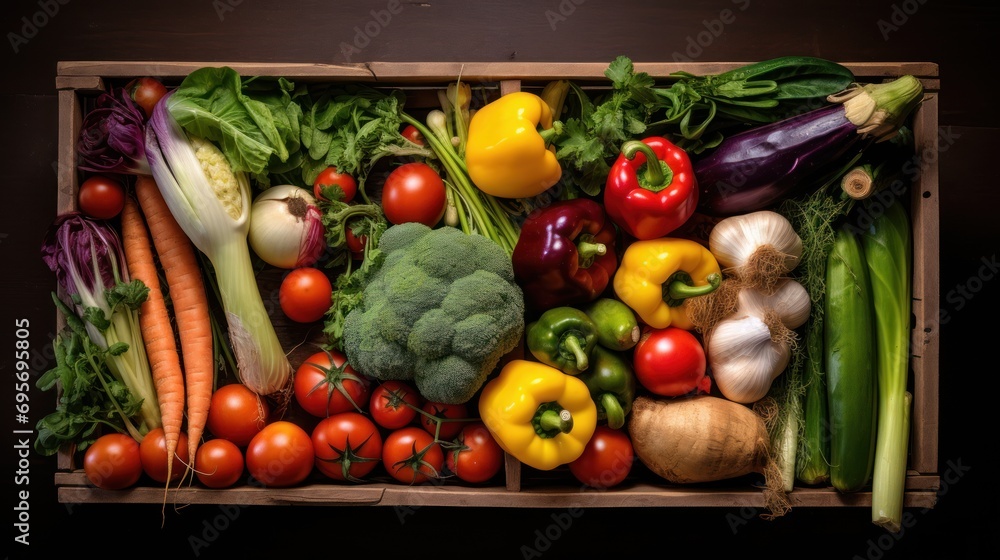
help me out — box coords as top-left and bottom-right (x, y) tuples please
(311, 412), (383, 482)
(313, 166), (357, 203)
(139, 427), (189, 483)
(419, 400), (469, 441)
(382, 426), (444, 484)
(568, 426), (634, 489)
(206, 383), (271, 447)
(401, 124), (425, 146)
(245, 421), (315, 487)
(380, 162), (447, 227)
(294, 350), (370, 418)
(78, 175), (125, 220)
(83, 433), (143, 490)
(345, 220), (367, 260)
(127, 76), (168, 119)
(369, 380), (423, 430)
(632, 327), (710, 397)
(195, 439), (245, 489)
(279, 267), (333, 323)
(445, 422), (504, 484)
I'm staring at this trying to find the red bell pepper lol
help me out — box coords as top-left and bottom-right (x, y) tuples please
(603, 136), (698, 240)
(511, 198), (618, 313)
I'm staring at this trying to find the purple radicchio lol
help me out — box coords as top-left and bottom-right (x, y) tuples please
(77, 87), (150, 176)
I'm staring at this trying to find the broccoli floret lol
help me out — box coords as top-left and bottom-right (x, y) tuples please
(342, 223), (525, 404)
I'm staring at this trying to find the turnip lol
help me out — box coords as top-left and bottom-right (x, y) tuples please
(628, 395), (789, 518)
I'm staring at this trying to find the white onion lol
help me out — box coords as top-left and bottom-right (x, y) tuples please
(248, 185), (325, 269)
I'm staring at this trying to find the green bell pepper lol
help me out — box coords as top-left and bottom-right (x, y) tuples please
(527, 307), (599, 375)
(578, 345), (636, 429)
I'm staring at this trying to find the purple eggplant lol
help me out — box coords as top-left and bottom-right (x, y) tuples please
(694, 75), (925, 217)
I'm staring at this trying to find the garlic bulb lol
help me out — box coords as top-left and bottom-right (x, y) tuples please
(737, 278), (811, 330)
(707, 280), (811, 404)
(708, 210), (803, 290)
(708, 314), (792, 404)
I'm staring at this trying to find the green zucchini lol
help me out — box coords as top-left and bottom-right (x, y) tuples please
(824, 225), (877, 493)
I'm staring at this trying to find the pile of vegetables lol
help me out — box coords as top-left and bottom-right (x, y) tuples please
(37, 56), (926, 530)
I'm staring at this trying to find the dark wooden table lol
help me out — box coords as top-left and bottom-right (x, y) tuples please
(3, 1), (997, 558)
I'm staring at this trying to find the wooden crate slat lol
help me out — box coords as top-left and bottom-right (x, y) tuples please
(56, 60), (939, 81)
(53, 475), (938, 509)
(909, 93), (941, 475)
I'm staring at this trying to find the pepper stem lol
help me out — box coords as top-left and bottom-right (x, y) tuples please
(576, 238), (606, 268)
(562, 335), (590, 372)
(621, 140), (673, 191)
(664, 272), (722, 307)
(537, 408), (574, 435)
(600, 393), (625, 430)
(537, 121), (564, 146)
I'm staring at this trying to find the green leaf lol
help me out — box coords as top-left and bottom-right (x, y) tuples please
(106, 279), (149, 312)
(167, 66), (302, 176)
(82, 306), (110, 331)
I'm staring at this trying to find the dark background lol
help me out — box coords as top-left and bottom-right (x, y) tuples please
(3, 0), (998, 558)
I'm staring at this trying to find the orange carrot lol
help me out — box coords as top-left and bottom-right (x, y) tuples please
(120, 195), (185, 497)
(134, 174), (214, 482)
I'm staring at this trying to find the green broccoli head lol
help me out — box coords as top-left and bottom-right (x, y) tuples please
(342, 223), (525, 404)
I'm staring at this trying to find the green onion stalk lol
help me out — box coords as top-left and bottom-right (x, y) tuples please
(401, 85), (521, 256)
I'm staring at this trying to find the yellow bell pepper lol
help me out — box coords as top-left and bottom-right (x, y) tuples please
(478, 359), (596, 471)
(465, 92), (563, 199)
(613, 238), (722, 330)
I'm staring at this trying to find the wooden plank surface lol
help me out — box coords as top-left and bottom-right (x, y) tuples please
(53, 475), (938, 509)
(909, 94), (941, 475)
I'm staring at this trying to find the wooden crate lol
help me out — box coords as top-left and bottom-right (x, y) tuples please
(52, 60), (940, 510)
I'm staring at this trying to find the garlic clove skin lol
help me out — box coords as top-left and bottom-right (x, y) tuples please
(708, 314), (791, 404)
(709, 210), (804, 284)
(737, 279), (811, 330)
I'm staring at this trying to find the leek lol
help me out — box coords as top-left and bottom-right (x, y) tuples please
(861, 200), (912, 532)
(145, 92), (292, 397)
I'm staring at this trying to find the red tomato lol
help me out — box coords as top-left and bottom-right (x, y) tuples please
(345, 220), (367, 260)
(245, 421), (315, 487)
(127, 76), (168, 119)
(382, 426), (444, 484)
(369, 380), (423, 430)
(293, 350), (370, 418)
(78, 175), (125, 220)
(311, 412), (383, 482)
(195, 439), (245, 489)
(568, 426), (634, 489)
(313, 166), (357, 203)
(380, 162), (447, 227)
(632, 327), (710, 397)
(139, 427), (189, 483)
(445, 422), (504, 484)
(401, 124), (425, 146)
(419, 401), (469, 441)
(279, 267), (333, 323)
(83, 433), (143, 490)
(206, 383), (271, 447)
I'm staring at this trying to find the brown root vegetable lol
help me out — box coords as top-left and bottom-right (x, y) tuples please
(628, 395), (790, 518)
